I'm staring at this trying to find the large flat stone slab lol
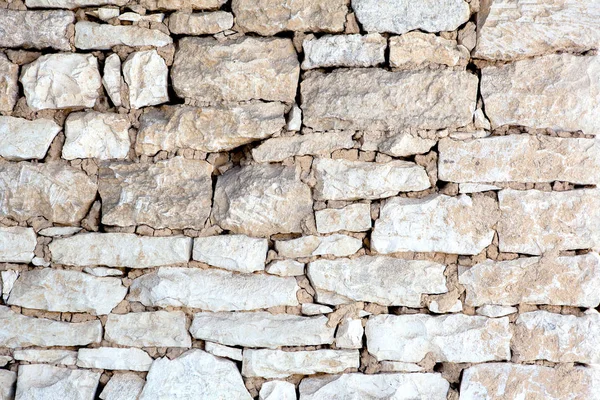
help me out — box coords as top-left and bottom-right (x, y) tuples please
(252, 131), (354, 163)
(15, 365), (100, 400)
(193, 235), (268, 273)
(77, 347), (153, 371)
(74, 21), (172, 49)
(26, 0), (127, 8)
(0, 10), (74, 50)
(105, 311), (191, 348)
(0, 227), (36, 263)
(0, 117), (61, 161)
(275, 234), (363, 258)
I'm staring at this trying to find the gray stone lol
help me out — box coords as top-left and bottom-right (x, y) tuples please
(302, 34), (386, 69)
(0, 227), (36, 263)
(0, 10), (74, 51)
(252, 131), (354, 163)
(74, 21), (172, 50)
(192, 235), (268, 273)
(15, 364), (100, 400)
(0, 54), (18, 113)
(0, 117), (61, 161)
(63, 112), (131, 160)
(123, 50), (169, 109)
(168, 11), (233, 35)
(105, 311), (191, 348)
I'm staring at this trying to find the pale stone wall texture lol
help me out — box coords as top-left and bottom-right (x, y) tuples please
(0, 0), (599, 398)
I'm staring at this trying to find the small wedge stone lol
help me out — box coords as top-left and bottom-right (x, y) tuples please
(102, 54), (123, 107)
(0, 54), (18, 112)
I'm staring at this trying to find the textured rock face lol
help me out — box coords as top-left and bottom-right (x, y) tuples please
(315, 204), (372, 234)
(123, 50), (169, 109)
(475, 0), (600, 61)
(141, 0), (226, 10)
(252, 131), (354, 163)
(267, 260), (305, 277)
(139, 350), (252, 400)
(351, 0), (470, 34)
(0, 10), (73, 50)
(50, 233), (192, 268)
(275, 234), (363, 258)
(193, 235), (268, 273)
(497, 189), (600, 254)
(0, 305), (102, 348)
(136, 102), (286, 155)
(172, 37), (299, 103)
(0, 227), (36, 263)
(74, 21), (172, 50)
(459, 253), (600, 307)
(14, 349), (77, 366)
(129, 267), (300, 311)
(205, 342), (243, 361)
(301, 68), (477, 131)
(302, 34), (386, 69)
(0, 54), (18, 113)
(99, 373), (145, 400)
(366, 314), (511, 363)
(21, 53), (102, 111)
(313, 158), (430, 200)
(232, 0), (348, 35)
(15, 364), (100, 400)
(481, 54), (600, 134)
(307, 256), (447, 307)
(102, 54), (123, 107)
(300, 373), (449, 400)
(77, 348), (153, 371)
(7, 269), (127, 315)
(0, 370), (16, 400)
(361, 131), (436, 157)
(0, 117), (61, 161)
(63, 112), (131, 160)
(168, 11), (234, 35)
(439, 135), (600, 185)
(26, 0), (127, 7)
(99, 158), (213, 230)
(389, 32), (469, 69)
(212, 164), (313, 237)
(242, 349), (360, 379)
(372, 194), (498, 255)
(0, 162), (97, 225)
(335, 318), (363, 349)
(105, 311), (191, 348)
(190, 312), (334, 348)
(259, 381), (296, 400)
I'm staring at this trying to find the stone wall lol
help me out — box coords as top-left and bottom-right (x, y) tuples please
(0, 0), (599, 398)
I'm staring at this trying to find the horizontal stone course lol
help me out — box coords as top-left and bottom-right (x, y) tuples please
(105, 311), (191, 348)
(0, 10), (74, 50)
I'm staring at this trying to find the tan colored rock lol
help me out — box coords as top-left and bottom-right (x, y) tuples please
(136, 102), (286, 155)
(105, 311), (191, 348)
(315, 203), (371, 234)
(0, 227), (36, 263)
(232, 0), (348, 35)
(26, 0), (126, 7)
(314, 158), (430, 200)
(481, 54), (600, 134)
(102, 53), (123, 107)
(0, 117), (61, 161)
(252, 131), (354, 163)
(372, 194), (499, 255)
(75, 21), (172, 50)
(389, 32), (469, 69)
(460, 253), (600, 307)
(301, 68), (477, 131)
(497, 189), (600, 254)
(212, 164), (313, 237)
(99, 157), (213, 230)
(0, 54), (18, 113)
(141, 0), (226, 10)
(361, 131), (436, 157)
(0, 162), (97, 225)
(172, 37), (299, 103)
(63, 112), (131, 160)
(169, 11), (233, 34)
(193, 235), (268, 273)
(15, 365), (100, 400)
(0, 10), (74, 51)
(123, 50), (169, 109)
(275, 234), (362, 258)
(14, 349), (77, 366)
(302, 33), (386, 69)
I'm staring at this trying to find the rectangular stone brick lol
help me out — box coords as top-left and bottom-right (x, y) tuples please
(302, 33), (386, 69)
(0, 227), (36, 264)
(104, 311), (191, 348)
(252, 131), (355, 163)
(26, 0), (126, 8)
(0, 10), (73, 50)
(74, 21), (173, 50)
(315, 203), (372, 234)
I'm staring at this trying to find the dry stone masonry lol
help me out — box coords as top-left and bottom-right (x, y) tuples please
(0, 0), (599, 398)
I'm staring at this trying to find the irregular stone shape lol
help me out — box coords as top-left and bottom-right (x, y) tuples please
(389, 32), (469, 69)
(0, 54), (18, 113)
(475, 0), (600, 61)
(190, 312), (334, 348)
(266, 260), (305, 277)
(105, 311), (191, 348)
(307, 256), (447, 307)
(77, 348), (153, 371)
(38, 226), (81, 237)
(74, 21), (172, 50)
(7, 269), (127, 315)
(137, 103), (285, 155)
(0, 162), (97, 225)
(300, 373), (449, 400)
(476, 305), (518, 318)
(13, 349), (77, 366)
(15, 365), (100, 400)
(372, 194), (498, 255)
(379, 362), (424, 373)
(497, 189), (600, 254)
(0, 10), (73, 50)
(459, 253), (600, 308)
(314, 158), (430, 201)
(439, 135), (600, 185)
(193, 235), (268, 273)
(459, 183), (501, 193)
(275, 234), (362, 258)
(0, 370), (16, 400)
(63, 112), (131, 160)
(172, 37), (299, 103)
(243, 349), (359, 379)
(286, 104), (302, 131)
(205, 342), (243, 361)
(0, 117), (60, 161)
(301, 303), (333, 315)
(302, 33), (386, 69)
(123, 50), (169, 109)
(84, 267), (123, 277)
(141, 0), (226, 10)
(99, 158), (213, 230)
(103, 54), (123, 107)
(315, 204), (371, 234)
(0, 305), (102, 348)
(301, 68), (477, 131)
(99, 373), (145, 400)
(366, 314), (511, 363)
(20, 53), (101, 111)
(260, 381), (296, 400)
(50, 233), (192, 268)
(252, 131), (354, 163)
(169, 11), (233, 34)
(129, 267), (300, 311)
(140, 350), (252, 399)
(232, 0), (348, 35)
(481, 54), (600, 134)
(212, 164), (313, 237)
(362, 131), (436, 157)
(335, 318), (363, 349)
(1, 271), (18, 302)
(26, 0), (126, 7)
(0, 227), (36, 263)
(351, 0), (470, 34)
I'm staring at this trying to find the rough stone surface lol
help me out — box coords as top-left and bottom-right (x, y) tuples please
(129, 267), (300, 311)
(252, 131), (354, 163)
(476, 305), (518, 318)
(74, 21), (173, 50)
(259, 381), (296, 400)
(315, 203), (371, 234)
(212, 164), (313, 237)
(99, 373), (145, 400)
(361, 131), (436, 157)
(301, 68), (477, 131)
(141, 0), (226, 10)
(77, 347), (153, 371)
(63, 112), (131, 160)
(497, 189), (600, 254)
(15, 364), (100, 400)
(390, 32), (469, 69)
(0, 54), (18, 113)
(102, 54), (123, 107)
(38, 226), (81, 237)
(0, 227), (36, 263)
(0, 10), (74, 50)
(50, 233), (192, 268)
(0, 117), (60, 161)
(99, 157), (213, 230)
(372, 194), (498, 255)
(193, 235), (268, 273)
(275, 234), (363, 258)
(168, 11), (234, 35)
(366, 314), (511, 363)
(266, 260), (305, 276)
(105, 311), (191, 348)
(307, 256), (447, 307)
(14, 349), (77, 366)
(0, 370), (16, 400)
(335, 318), (363, 349)
(26, 0), (126, 7)
(204, 342), (243, 361)
(123, 50), (169, 109)
(302, 34), (386, 69)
